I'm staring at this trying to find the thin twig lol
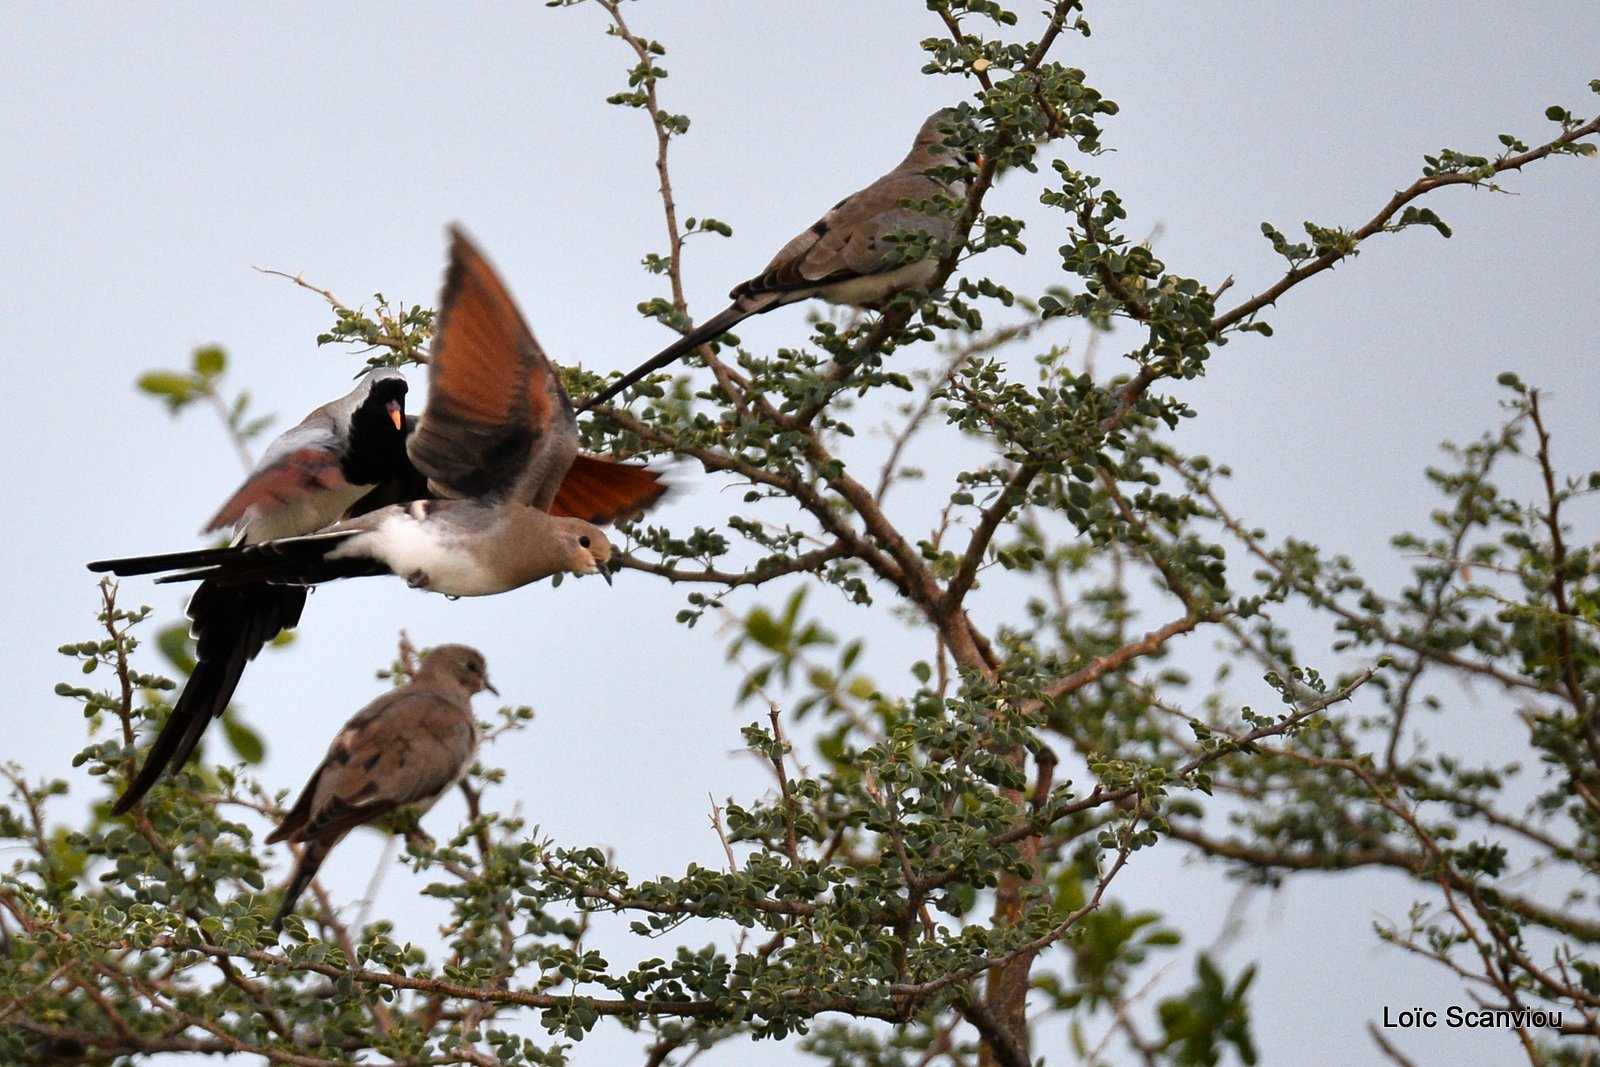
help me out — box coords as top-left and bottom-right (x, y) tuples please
(253, 267), (350, 312)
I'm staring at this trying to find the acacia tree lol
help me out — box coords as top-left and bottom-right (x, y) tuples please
(5, 2), (1599, 1064)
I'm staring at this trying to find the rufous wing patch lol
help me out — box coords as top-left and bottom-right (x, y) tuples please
(205, 448), (347, 532)
(549, 454), (668, 524)
(430, 234), (529, 425)
(409, 228), (562, 501)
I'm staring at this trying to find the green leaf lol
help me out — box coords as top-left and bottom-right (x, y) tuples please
(222, 714), (266, 765)
(192, 345), (227, 378)
(744, 608), (785, 652)
(157, 622), (196, 675)
(136, 371), (197, 400)
(1395, 205), (1452, 239)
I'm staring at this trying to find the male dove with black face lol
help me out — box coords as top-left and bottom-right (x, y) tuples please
(92, 229), (665, 811)
(267, 643), (494, 931)
(208, 368), (411, 542)
(581, 108), (977, 410)
(108, 370), (413, 815)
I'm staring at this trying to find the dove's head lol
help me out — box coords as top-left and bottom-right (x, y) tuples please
(420, 643), (498, 697)
(553, 517), (615, 585)
(912, 107), (981, 172)
(353, 367), (409, 431)
(343, 368), (411, 481)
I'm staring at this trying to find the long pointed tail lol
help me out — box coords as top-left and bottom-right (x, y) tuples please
(270, 838), (332, 931)
(155, 532), (379, 586)
(579, 303), (753, 411)
(88, 543), (250, 577)
(92, 527), (370, 587)
(112, 581), (307, 814)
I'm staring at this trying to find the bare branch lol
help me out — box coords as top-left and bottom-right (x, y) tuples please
(253, 266), (351, 313)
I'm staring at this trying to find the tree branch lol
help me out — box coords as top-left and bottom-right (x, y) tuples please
(1211, 114), (1600, 334)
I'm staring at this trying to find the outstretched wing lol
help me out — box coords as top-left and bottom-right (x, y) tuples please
(407, 227), (578, 512)
(205, 369), (409, 541)
(205, 446), (346, 536)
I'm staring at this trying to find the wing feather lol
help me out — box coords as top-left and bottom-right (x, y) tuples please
(204, 448), (347, 533)
(548, 455), (668, 524)
(408, 227), (577, 508)
(733, 172), (949, 299)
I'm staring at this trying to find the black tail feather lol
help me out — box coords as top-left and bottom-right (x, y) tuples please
(151, 531), (386, 587)
(93, 527), (370, 585)
(88, 543), (249, 577)
(270, 839), (331, 932)
(579, 303), (752, 412)
(112, 581), (307, 814)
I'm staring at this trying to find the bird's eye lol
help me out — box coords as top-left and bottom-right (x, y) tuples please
(579, 536), (591, 548)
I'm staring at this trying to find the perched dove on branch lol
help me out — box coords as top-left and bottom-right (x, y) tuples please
(580, 107), (978, 411)
(92, 228), (665, 812)
(266, 643), (494, 931)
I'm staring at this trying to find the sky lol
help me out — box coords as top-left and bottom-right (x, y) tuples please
(3, 2), (1598, 1064)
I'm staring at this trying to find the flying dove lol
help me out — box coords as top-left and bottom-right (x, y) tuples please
(92, 228), (665, 812)
(266, 643), (494, 931)
(581, 108), (976, 410)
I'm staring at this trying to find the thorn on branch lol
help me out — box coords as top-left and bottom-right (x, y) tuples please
(709, 794), (739, 873)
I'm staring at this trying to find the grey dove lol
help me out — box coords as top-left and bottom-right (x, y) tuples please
(267, 643), (495, 931)
(581, 108), (977, 410)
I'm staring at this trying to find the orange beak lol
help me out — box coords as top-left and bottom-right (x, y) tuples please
(388, 400), (404, 431)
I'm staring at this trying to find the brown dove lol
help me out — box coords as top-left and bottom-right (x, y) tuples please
(267, 643), (494, 931)
(581, 108), (976, 409)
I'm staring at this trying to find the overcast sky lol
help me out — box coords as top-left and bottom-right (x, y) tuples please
(4, 3), (1598, 1064)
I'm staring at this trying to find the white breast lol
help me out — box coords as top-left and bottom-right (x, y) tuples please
(331, 508), (511, 597)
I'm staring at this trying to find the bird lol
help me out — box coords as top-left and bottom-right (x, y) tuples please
(92, 227), (665, 812)
(266, 643), (494, 931)
(206, 368), (411, 543)
(580, 108), (977, 410)
(108, 370), (415, 815)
